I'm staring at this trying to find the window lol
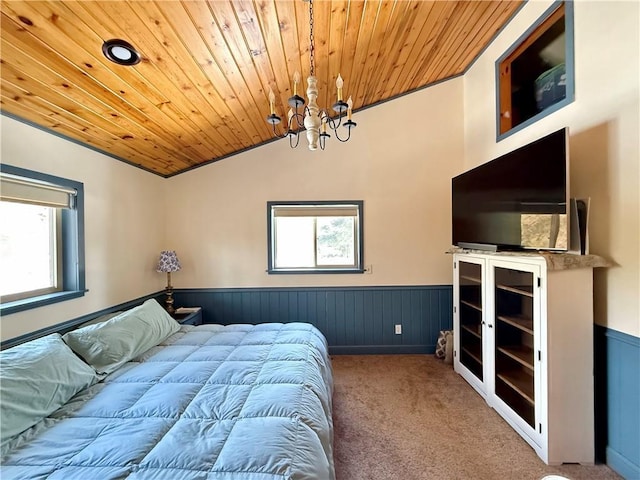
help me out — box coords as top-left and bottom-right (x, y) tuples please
(267, 201), (364, 273)
(0, 202), (61, 301)
(496, 1), (574, 139)
(0, 164), (85, 314)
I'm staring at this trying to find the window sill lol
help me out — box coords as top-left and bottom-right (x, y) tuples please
(0, 290), (87, 316)
(267, 268), (365, 275)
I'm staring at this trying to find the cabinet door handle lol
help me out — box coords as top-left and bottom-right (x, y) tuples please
(488, 324), (493, 328)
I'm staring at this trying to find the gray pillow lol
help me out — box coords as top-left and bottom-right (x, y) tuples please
(0, 333), (98, 445)
(62, 299), (179, 375)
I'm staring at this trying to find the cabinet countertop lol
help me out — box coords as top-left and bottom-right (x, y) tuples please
(448, 248), (610, 270)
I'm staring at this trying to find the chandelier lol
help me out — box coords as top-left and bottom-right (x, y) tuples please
(266, 0), (356, 151)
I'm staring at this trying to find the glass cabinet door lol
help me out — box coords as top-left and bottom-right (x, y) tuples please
(458, 261), (484, 381)
(493, 266), (536, 427)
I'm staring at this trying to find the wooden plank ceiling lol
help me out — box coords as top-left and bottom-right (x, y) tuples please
(0, 0), (522, 177)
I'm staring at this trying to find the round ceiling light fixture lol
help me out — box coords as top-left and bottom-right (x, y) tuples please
(102, 39), (141, 66)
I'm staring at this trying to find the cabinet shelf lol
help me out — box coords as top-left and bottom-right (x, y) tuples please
(496, 283), (533, 298)
(460, 274), (481, 284)
(497, 314), (534, 335)
(462, 344), (483, 365)
(461, 299), (482, 312)
(497, 371), (534, 405)
(498, 345), (534, 371)
(461, 324), (482, 340)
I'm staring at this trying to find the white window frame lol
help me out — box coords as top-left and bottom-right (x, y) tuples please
(267, 201), (364, 274)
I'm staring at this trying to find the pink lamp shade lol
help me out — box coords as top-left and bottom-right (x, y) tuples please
(156, 251), (181, 315)
(156, 250), (181, 273)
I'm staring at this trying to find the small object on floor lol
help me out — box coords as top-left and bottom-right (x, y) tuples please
(435, 330), (454, 364)
(444, 331), (453, 365)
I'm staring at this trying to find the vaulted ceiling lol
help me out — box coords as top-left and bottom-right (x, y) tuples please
(1, 1), (522, 176)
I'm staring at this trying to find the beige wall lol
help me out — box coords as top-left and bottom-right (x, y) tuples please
(0, 116), (167, 340)
(463, 1), (639, 336)
(166, 78), (464, 288)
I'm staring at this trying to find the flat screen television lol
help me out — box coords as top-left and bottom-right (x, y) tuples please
(452, 128), (569, 251)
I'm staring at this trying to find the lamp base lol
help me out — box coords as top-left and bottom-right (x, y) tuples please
(164, 288), (175, 315)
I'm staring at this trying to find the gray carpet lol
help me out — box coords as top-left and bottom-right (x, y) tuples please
(331, 355), (621, 480)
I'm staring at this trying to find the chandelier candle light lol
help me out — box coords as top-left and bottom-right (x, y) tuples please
(266, 0), (356, 150)
(156, 250), (181, 315)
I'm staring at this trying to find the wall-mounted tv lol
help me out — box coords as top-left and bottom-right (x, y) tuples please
(452, 128), (569, 251)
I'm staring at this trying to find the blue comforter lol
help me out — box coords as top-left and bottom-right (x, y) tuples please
(1, 323), (335, 479)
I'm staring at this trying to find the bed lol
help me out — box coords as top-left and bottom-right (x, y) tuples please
(0, 300), (335, 480)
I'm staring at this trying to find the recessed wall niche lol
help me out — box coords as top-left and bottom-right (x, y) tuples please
(496, 1), (574, 139)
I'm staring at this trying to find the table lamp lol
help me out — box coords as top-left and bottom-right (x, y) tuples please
(156, 250), (181, 314)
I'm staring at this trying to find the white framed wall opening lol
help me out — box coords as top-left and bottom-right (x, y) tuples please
(0, 164), (85, 315)
(267, 201), (364, 274)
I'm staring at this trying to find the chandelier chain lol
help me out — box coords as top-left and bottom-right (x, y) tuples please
(308, 0), (315, 77)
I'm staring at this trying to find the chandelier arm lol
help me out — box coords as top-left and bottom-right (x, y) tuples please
(285, 120), (309, 136)
(289, 131), (301, 148)
(318, 108), (331, 124)
(271, 121), (291, 139)
(333, 131), (349, 143)
(292, 111), (306, 130)
(333, 123), (356, 143)
(323, 111), (344, 131)
(333, 130), (347, 142)
(288, 105), (310, 131)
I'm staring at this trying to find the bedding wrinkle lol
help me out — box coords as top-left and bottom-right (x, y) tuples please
(138, 323), (279, 473)
(123, 349), (203, 418)
(134, 329), (240, 471)
(288, 340), (312, 480)
(62, 422), (114, 468)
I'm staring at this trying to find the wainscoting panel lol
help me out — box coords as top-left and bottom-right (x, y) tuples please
(172, 286), (453, 354)
(594, 326), (640, 479)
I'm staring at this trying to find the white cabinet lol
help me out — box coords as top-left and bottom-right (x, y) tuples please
(453, 253), (594, 465)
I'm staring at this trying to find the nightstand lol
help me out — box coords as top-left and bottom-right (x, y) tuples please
(172, 307), (203, 326)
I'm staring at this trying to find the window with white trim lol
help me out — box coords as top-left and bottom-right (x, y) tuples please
(267, 201), (364, 273)
(0, 165), (85, 314)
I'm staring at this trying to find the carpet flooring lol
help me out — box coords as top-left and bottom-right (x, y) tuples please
(331, 355), (621, 480)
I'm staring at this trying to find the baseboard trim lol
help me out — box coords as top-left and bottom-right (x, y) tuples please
(329, 345), (434, 355)
(607, 446), (640, 480)
(175, 285), (451, 293)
